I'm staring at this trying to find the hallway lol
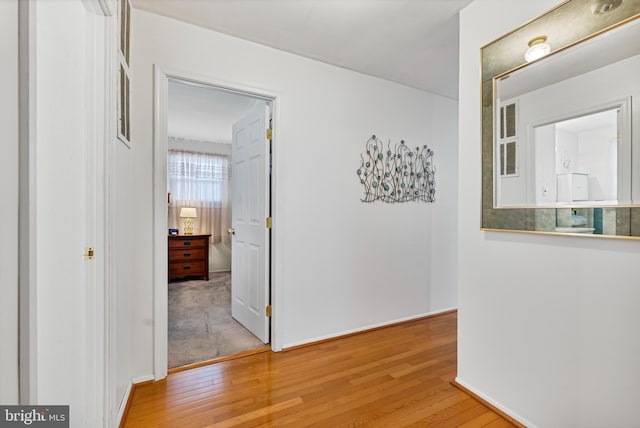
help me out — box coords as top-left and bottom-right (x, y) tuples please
(124, 312), (517, 427)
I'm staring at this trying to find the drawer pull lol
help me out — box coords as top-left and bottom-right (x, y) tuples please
(183, 241), (191, 246)
(183, 252), (191, 257)
(183, 266), (191, 270)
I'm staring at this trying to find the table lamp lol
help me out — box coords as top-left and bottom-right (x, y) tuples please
(179, 207), (197, 235)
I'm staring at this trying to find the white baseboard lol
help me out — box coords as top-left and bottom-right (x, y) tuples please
(132, 374), (155, 384)
(115, 374), (155, 427)
(282, 307), (457, 349)
(454, 377), (536, 428)
(115, 381), (132, 427)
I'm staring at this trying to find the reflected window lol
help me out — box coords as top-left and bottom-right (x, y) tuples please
(500, 102), (517, 139)
(499, 141), (518, 176)
(498, 100), (519, 177)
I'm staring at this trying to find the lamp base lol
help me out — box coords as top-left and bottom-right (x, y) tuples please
(183, 217), (194, 235)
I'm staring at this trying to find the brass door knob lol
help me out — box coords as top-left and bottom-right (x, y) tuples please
(227, 228), (235, 235)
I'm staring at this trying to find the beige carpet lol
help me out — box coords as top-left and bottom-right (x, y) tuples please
(168, 272), (265, 369)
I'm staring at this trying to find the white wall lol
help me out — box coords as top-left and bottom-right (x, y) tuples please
(534, 124), (556, 204)
(556, 129), (579, 173)
(130, 8), (458, 376)
(0, 0), (19, 405)
(579, 126), (617, 201)
(459, 1), (640, 427)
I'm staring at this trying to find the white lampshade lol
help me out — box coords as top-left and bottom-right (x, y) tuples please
(179, 207), (197, 218)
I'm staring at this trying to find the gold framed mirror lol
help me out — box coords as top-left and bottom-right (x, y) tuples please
(481, 0), (640, 238)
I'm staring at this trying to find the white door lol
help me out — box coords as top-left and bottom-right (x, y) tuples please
(230, 100), (270, 343)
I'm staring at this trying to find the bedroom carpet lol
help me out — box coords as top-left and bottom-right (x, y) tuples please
(168, 272), (265, 369)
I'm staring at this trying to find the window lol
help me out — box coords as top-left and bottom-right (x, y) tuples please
(499, 100), (519, 177)
(168, 150), (230, 206)
(119, 64), (130, 142)
(167, 149), (231, 243)
(500, 102), (517, 140)
(117, 0), (131, 146)
(119, 0), (130, 65)
(499, 141), (518, 176)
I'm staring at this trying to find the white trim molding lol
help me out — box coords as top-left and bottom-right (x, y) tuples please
(153, 66), (285, 381)
(453, 377), (535, 428)
(18, 0), (38, 405)
(81, 0), (112, 16)
(153, 65), (170, 380)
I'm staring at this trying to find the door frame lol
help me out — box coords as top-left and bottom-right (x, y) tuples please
(152, 66), (283, 380)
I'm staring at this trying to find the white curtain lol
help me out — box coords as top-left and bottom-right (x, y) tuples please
(168, 149), (231, 244)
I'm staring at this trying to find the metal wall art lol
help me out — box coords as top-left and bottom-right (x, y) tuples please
(357, 135), (435, 203)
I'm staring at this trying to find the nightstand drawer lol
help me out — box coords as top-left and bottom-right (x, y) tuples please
(169, 261), (207, 279)
(168, 237), (207, 249)
(168, 234), (210, 281)
(169, 248), (206, 262)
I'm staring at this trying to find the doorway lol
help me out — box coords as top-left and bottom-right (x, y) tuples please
(154, 71), (276, 375)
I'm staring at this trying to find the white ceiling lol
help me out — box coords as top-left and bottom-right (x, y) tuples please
(168, 79), (259, 143)
(555, 109), (617, 134)
(132, 0), (473, 100)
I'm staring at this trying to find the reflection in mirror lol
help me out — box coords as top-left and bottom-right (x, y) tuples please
(481, 0), (640, 238)
(494, 16), (640, 208)
(537, 108), (618, 205)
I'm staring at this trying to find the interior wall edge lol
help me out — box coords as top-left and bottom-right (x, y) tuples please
(453, 377), (535, 428)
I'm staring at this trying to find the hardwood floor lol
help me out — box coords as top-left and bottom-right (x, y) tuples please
(123, 311), (516, 427)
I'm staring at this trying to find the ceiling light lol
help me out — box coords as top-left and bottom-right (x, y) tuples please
(524, 36), (551, 62)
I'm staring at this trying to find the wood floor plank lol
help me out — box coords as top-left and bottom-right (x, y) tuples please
(123, 312), (517, 427)
(458, 412), (501, 427)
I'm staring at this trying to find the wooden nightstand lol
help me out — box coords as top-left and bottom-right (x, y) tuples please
(168, 234), (211, 282)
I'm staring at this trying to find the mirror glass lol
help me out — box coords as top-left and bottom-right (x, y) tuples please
(494, 16), (640, 208)
(481, 0), (640, 238)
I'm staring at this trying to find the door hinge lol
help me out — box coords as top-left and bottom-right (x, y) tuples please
(267, 128), (273, 140)
(266, 217), (272, 229)
(266, 305), (272, 317)
(84, 247), (95, 260)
